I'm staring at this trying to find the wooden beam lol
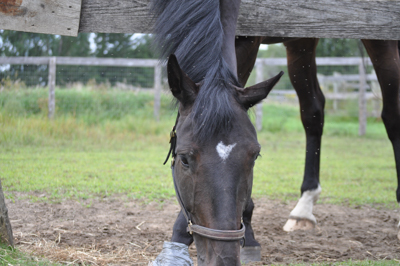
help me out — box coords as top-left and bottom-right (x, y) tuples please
(0, 0), (82, 36)
(237, 0), (400, 40)
(78, 0), (400, 40)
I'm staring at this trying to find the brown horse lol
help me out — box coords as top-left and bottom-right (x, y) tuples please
(150, 0), (282, 265)
(235, 37), (400, 233)
(151, 0), (400, 264)
(154, 36), (400, 264)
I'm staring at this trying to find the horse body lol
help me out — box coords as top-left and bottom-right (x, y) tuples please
(236, 36), (400, 232)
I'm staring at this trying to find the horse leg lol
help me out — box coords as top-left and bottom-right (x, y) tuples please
(234, 36), (265, 263)
(362, 40), (400, 229)
(151, 210), (194, 265)
(283, 38), (324, 232)
(240, 198), (262, 263)
(235, 36), (264, 86)
(171, 210), (194, 245)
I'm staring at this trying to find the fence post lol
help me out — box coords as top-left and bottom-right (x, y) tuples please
(154, 63), (162, 120)
(48, 57), (56, 119)
(358, 60), (367, 136)
(255, 61), (264, 131)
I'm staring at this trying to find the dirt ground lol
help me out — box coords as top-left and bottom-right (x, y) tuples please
(7, 194), (400, 265)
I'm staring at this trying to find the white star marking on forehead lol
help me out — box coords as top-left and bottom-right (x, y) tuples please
(216, 141), (237, 161)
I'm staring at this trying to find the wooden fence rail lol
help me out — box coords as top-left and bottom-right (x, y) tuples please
(0, 56), (378, 134)
(0, 56), (162, 120)
(2, 0), (400, 40)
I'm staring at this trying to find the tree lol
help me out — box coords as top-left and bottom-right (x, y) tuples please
(57, 34), (91, 57)
(0, 31), (157, 88)
(91, 34), (156, 87)
(316, 38), (361, 57)
(316, 38), (363, 75)
(0, 31), (91, 86)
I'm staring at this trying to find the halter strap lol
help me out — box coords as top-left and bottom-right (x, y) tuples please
(163, 112), (179, 165)
(165, 112), (246, 243)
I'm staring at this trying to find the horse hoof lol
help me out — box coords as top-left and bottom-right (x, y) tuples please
(283, 218), (315, 232)
(240, 246), (261, 264)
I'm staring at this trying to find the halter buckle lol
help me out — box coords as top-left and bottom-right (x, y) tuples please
(188, 220), (193, 235)
(170, 130), (176, 142)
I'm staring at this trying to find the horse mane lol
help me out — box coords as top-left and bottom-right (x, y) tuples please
(151, 0), (241, 142)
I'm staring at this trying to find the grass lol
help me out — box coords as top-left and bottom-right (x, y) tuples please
(0, 89), (397, 207)
(0, 244), (61, 266)
(1, 126), (395, 207)
(0, 88), (399, 265)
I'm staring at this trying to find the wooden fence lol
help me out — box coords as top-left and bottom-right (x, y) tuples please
(1, 0), (400, 40)
(254, 57), (375, 135)
(0, 56), (378, 135)
(0, 56), (162, 120)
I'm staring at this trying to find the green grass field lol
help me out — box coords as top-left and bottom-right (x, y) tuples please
(0, 88), (396, 207)
(0, 88), (398, 265)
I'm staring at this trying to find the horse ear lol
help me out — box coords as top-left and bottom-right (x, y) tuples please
(236, 71), (284, 109)
(167, 54), (198, 107)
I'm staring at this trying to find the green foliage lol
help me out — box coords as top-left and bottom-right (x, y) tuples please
(0, 244), (60, 266)
(57, 34), (91, 56)
(316, 39), (362, 57)
(315, 38), (364, 75)
(0, 31), (92, 87)
(90, 34), (156, 86)
(0, 31), (59, 57)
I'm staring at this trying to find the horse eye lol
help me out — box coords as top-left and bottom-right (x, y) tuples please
(180, 155), (189, 167)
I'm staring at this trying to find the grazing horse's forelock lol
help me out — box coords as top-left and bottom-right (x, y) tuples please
(151, 0), (242, 142)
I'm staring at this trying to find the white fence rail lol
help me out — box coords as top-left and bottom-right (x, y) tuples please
(0, 56), (379, 135)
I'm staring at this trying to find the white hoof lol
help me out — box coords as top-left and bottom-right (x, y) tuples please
(283, 218), (315, 232)
(285, 185), (321, 232)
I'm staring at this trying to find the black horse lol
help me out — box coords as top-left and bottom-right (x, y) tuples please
(235, 37), (400, 232)
(151, 0), (400, 264)
(151, 0), (282, 265)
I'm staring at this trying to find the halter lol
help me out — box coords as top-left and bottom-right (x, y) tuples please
(164, 112), (246, 243)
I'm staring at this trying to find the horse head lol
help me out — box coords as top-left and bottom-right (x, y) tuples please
(167, 54), (282, 265)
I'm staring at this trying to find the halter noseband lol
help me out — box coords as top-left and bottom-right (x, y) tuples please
(164, 112), (246, 243)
